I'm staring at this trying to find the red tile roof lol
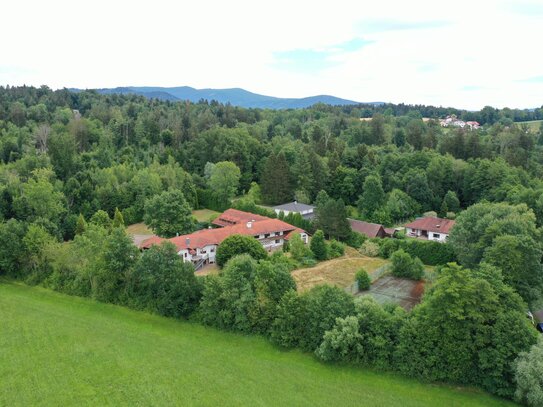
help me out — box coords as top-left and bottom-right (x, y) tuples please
(140, 235), (165, 249)
(212, 208), (268, 227)
(141, 209), (304, 251)
(349, 219), (386, 238)
(405, 217), (455, 234)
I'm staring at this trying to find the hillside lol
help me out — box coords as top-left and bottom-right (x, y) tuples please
(73, 86), (372, 109)
(0, 281), (514, 407)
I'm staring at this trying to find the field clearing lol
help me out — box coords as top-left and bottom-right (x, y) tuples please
(516, 119), (542, 131)
(0, 281), (514, 407)
(192, 209), (220, 222)
(126, 222), (153, 235)
(292, 247), (389, 291)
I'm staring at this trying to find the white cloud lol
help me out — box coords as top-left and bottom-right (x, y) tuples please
(1, 0), (542, 109)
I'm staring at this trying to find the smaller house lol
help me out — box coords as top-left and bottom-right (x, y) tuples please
(405, 217), (455, 243)
(273, 201), (315, 220)
(349, 219), (390, 239)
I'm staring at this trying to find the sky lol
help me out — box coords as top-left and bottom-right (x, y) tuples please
(1, 0), (542, 110)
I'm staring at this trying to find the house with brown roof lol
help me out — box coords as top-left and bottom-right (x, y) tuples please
(141, 209), (307, 270)
(405, 216), (455, 243)
(349, 219), (390, 238)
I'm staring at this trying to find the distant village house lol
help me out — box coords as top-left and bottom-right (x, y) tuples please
(439, 115), (480, 130)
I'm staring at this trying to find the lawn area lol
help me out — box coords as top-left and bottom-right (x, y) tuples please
(0, 281), (514, 407)
(126, 222), (153, 235)
(192, 208), (220, 222)
(292, 247), (389, 291)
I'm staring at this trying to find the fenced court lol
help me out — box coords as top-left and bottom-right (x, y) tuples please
(359, 275), (425, 310)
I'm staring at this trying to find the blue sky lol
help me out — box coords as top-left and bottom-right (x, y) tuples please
(273, 38), (373, 73)
(1, 0), (542, 109)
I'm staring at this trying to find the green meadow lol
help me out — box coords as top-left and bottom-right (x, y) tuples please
(0, 281), (516, 406)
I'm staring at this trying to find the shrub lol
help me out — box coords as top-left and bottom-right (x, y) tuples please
(345, 231), (366, 249)
(316, 297), (406, 368)
(268, 250), (298, 271)
(271, 285), (355, 351)
(355, 269), (371, 291)
(216, 234), (268, 267)
(360, 240), (379, 257)
(289, 232), (313, 262)
(327, 240), (345, 259)
(390, 249), (424, 280)
(396, 239), (456, 266)
(378, 238), (399, 258)
(199, 254), (295, 334)
(300, 257), (318, 267)
(127, 242), (202, 318)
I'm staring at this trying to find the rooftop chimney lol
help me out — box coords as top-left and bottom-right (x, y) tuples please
(294, 200), (297, 205)
(185, 238), (190, 246)
(247, 221), (252, 228)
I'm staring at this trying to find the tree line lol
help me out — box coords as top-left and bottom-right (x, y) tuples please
(1, 85), (543, 404)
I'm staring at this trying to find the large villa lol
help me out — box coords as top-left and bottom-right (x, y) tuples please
(141, 209), (308, 270)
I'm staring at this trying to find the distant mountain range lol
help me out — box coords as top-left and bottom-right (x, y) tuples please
(71, 86), (382, 109)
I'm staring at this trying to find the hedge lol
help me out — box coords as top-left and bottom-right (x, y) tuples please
(377, 238), (456, 266)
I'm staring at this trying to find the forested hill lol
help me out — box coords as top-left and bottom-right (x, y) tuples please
(70, 86), (366, 109)
(1, 85), (543, 403)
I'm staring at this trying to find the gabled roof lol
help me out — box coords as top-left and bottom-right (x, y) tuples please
(405, 217), (455, 234)
(140, 235), (165, 249)
(141, 216), (304, 251)
(273, 202), (315, 212)
(349, 219), (386, 238)
(212, 208), (268, 227)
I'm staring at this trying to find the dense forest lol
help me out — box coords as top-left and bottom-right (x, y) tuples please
(1, 85), (543, 405)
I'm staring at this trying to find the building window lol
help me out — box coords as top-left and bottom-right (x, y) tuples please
(275, 239), (281, 244)
(432, 233), (440, 239)
(264, 233), (270, 238)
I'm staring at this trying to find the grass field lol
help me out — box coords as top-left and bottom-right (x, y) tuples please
(126, 222), (153, 235)
(516, 119), (542, 132)
(192, 209), (220, 222)
(126, 209), (221, 236)
(0, 281), (515, 407)
(292, 247), (389, 291)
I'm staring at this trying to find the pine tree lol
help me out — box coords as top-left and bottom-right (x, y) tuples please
(112, 207), (125, 228)
(310, 229), (328, 261)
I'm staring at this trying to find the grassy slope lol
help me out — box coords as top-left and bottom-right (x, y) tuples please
(0, 281), (516, 407)
(292, 247), (389, 291)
